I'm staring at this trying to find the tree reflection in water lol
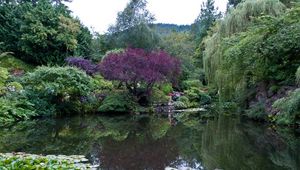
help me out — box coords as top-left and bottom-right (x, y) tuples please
(0, 114), (299, 170)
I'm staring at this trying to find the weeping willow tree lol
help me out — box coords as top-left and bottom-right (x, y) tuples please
(203, 0), (287, 101)
(296, 67), (300, 85)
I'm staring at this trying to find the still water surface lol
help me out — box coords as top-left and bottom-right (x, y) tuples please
(0, 114), (299, 170)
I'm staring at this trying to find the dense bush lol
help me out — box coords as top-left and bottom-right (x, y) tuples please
(296, 66), (300, 85)
(21, 66), (95, 115)
(178, 96), (191, 107)
(185, 87), (211, 106)
(0, 95), (36, 125)
(245, 102), (267, 121)
(0, 55), (33, 73)
(173, 101), (187, 109)
(0, 67), (9, 95)
(273, 88), (300, 125)
(182, 79), (202, 90)
(98, 92), (138, 113)
(66, 57), (99, 75)
(101, 48), (124, 61)
(92, 75), (113, 91)
(150, 88), (170, 104)
(160, 83), (173, 95)
(0, 0), (92, 65)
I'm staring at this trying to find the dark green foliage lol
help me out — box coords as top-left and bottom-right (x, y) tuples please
(98, 92), (138, 113)
(107, 23), (160, 50)
(0, 54), (34, 72)
(273, 88), (300, 125)
(160, 32), (196, 83)
(245, 102), (267, 121)
(0, 94), (36, 125)
(182, 80), (202, 91)
(150, 88), (170, 104)
(203, 0), (296, 101)
(75, 23), (93, 57)
(151, 23), (191, 36)
(173, 101), (187, 109)
(161, 83), (173, 95)
(0, 0), (92, 65)
(228, 0), (243, 7)
(296, 66), (300, 85)
(0, 67), (8, 88)
(88, 33), (111, 61)
(106, 0), (160, 50)
(21, 66), (95, 115)
(108, 0), (154, 33)
(174, 96), (190, 109)
(192, 0), (221, 44)
(185, 87), (211, 106)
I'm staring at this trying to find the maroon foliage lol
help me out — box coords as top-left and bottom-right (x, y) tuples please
(99, 48), (181, 97)
(65, 57), (99, 75)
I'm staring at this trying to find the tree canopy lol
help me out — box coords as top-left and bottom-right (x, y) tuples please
(99, 48), (181, 99)
(105, 0), (159, 50)
(192, 0), (221, 44)
(0, 0), (92, 65)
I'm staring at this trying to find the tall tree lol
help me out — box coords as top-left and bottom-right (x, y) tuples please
(228, 0), (243, 8)
(106, 0), (159, 50)
(192, 0), (221, 44)
(0, 0), (90, 64)
(99, 48), (180, 101)
(108, 0), (154, 33)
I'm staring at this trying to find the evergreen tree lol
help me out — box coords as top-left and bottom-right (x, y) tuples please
(192, 0), (221, 44)
(106, 0), (159, 50)
(0, 0), (90, 64)
(228, 0), (243, 7)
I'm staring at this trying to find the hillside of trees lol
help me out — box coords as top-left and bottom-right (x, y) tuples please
(0, 0), (299, 126)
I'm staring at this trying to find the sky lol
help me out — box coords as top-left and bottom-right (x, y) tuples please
(66, 0), (228, 33)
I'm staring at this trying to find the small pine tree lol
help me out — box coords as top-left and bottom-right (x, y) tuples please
(192, 0), (222, 44)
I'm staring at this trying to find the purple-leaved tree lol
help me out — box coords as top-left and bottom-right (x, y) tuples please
(65, 57), (99, 75)
(99, 48), (181, 100)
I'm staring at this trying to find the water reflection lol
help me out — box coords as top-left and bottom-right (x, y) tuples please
(0, 114), (299, 170)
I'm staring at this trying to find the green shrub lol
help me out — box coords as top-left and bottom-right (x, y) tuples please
(98, 91), (138, 113)
(185, 87), (211, 105)
(296, 66), (300, 85)
(178, 96), (189, 104)
(177, 96), (191, 108)
(273, 88), (300, 125)
(161, 83), (173, 95)
(151, 88), (170, 104)
(101, 48), (124, 61)
(245, 102), (267, 121)
(0, 55), (33, 72)
(0, 67), (8, 86)
(92, 74), (113, 91)
(0, 67), (9, 94)
(0, 95), (36, 125)
(21, 66), (95, 115)
(6, 82), (23, 92)
(182, 79), (202, 90)
(199, 92), (212, 105)
(173, 101), (187, 109)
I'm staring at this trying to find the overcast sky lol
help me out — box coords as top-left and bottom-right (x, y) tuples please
(66, 0), (228, 33)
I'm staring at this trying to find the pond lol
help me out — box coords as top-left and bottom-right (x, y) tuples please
(0, 114), (299, 170)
